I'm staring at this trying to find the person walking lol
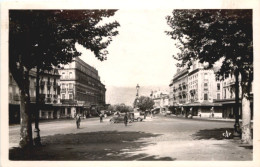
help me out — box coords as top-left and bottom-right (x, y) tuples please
(100, 113), (103, 123)
(124, 112), (128, 127)
(76, 114), (81, 129)
(211, 107), (214, 118)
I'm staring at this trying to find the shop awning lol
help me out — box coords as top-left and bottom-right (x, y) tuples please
(183, 101), (222, 107)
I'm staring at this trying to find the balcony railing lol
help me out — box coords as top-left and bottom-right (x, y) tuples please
(46, 97), (52, 103)
(30, 97), (36, 102)
(60, 88), (66, 93)
(179, 99), (186, 103)
(39, 94), (46, 103)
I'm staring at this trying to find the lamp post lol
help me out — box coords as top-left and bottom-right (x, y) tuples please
(136, 84), (140, 97)
(135, 84), (140, 111)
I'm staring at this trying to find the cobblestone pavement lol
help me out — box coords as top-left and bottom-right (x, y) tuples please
(9, 114), (253, 160)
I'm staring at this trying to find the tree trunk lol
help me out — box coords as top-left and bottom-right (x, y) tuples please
(19, 71), (33, 148)
(233, 70), (241, 138)
(33, 66), (41, 145)
(241, 92), (252, 144)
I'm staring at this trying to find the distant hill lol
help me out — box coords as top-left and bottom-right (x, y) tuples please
(106, 85), (170, 106)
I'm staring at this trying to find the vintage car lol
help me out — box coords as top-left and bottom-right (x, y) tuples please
(109, 114), (132, 123)
(109, 112), (143, 123)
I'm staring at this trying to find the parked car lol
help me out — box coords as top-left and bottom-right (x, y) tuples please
(109, 112), (143, 123)
(166, 110), (172, 115)
(109, 114), (133, 123)
(131, 112), (144, 122)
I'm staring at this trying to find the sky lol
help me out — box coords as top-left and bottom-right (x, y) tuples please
(76, 9), (178, 88)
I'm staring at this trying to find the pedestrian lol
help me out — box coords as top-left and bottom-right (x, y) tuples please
(76, 114), (81, 129)
(211, 107), (214, 118)
(189, 107), (193, 119)
(100, 113), (103, 123)
(124, 112), (128, 126)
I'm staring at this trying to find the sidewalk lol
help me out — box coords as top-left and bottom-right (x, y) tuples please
(165, 114), (254, 124)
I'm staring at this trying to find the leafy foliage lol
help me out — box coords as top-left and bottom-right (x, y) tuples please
(165, 9), (253, 94)
(134, 96), (155, 111)
(9, 10), (120, 148)
(109, 104), (133, 113)
(9, 10), (120, 86)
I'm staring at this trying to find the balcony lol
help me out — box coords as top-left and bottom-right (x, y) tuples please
(60, 88), (66, 93)
(39, 94), (46, 103)
(40, 81), (45, 89)
(30, 97), (36, 102)
(61, 99), (77, 105)
(179, 99), (186, 103)
(68, 88), (74, 92)
(47, 83), (51, 90)
(46, 97), (52, 103)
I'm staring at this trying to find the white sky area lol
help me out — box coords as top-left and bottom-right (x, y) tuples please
(76, 9), (177, 88)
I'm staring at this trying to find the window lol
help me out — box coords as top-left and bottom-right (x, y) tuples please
(69, 83), (73, 89)
(67, 108), (71, 115)
(69, 72), (72, 79)
(224, 89), (226, 99)
(204, 73), (208, 79)
(204, 83), (208, 87)
(217, 93), (220, 99)
(61, 83), (66, 89)
(62, 94), (65, 99)
(204, 94), (208, 100)
(69, 94), (73, 99)
(217, 83), (220, 91)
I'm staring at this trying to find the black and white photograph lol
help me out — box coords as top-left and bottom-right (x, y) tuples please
(1, 0), (260, 167)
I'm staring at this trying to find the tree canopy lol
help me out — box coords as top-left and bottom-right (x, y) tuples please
(108, 104), (133, 113)
(166, 9), (253, 94)
(134, 96), (154, 111)
(9, 10), (120, 148)
(9, 10), (120, 86)
(166, 9), (253, 144)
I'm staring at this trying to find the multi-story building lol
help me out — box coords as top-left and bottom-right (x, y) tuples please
(169, 59), (253, 119)
(169, 60), (224, 117)
(151, 90), (169, 113)
(169, 67), (188, 106)
(9, 68), (61, 123)
(58, 57), (106, 118)
(186, 60), (223, 117)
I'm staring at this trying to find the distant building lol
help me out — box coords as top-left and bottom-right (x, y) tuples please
(58, 57), (106, 118)
(151, 90), (169, 112)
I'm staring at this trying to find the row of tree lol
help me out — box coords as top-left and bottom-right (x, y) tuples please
(133, 96), (155, 112)
(107, 104), (134, 113)
(165, 9), (253, 144)
(9, 10), (120, 148)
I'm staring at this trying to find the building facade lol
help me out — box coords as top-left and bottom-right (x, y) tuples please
(186, 60), (223, 117)
(169, 60), (253, 119)
(9, 68), (61, 123)
(169, 67), (189, 106)
(151, 90), (169, 113)
(58, 57), (106, 118)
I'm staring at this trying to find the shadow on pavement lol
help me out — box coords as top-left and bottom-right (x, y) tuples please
(191, 128), (234, 140)
(9, 131), (174, 161)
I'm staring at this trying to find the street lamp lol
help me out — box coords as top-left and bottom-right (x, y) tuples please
(136, 84), (140, 97)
